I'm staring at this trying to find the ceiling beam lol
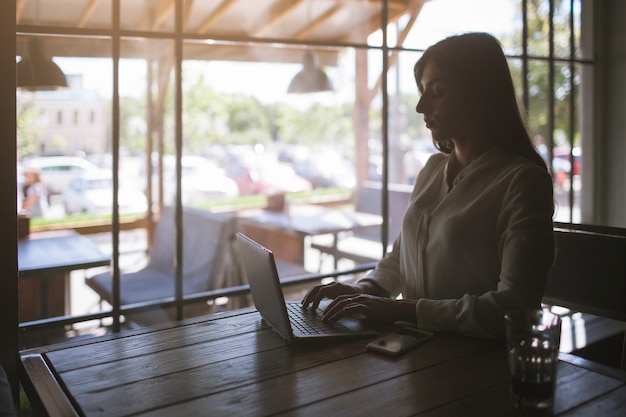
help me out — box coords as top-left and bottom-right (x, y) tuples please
(152, 0), (175, 30)
(77, 0), (102, 28)
(183, 0), (194, 23)
(252, 0), (304, 38)
(198, 0), (238, 34)
(16, 0), (27, 22)
(294, 4), (344, 40)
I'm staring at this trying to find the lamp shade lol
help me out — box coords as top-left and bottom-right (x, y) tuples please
(287, 50), (333, 94)
(17, 37), (68, 91)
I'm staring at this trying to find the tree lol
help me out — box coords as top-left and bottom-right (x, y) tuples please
(512, 0), (579, 148)
(16, 93), (40, 160)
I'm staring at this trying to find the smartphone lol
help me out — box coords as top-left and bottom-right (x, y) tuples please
(366, 328), (433, 357)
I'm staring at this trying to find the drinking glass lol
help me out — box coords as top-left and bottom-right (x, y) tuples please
(505, 309), (561, 414)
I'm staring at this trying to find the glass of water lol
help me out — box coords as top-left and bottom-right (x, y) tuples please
(505, 309), (561, 414)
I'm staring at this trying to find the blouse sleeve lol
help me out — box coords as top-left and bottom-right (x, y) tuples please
(415, 164), (555, 339)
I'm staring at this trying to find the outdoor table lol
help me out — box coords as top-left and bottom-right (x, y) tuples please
(18, 230), (110, 322)
(237, 204), (382, 266)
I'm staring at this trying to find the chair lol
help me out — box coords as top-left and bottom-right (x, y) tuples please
(311, 181), (412, 266)
(86, 206), (240, 326)
(543, 223), (626, 370)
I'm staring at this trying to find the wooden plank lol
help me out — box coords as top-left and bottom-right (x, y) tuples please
(561, 386), (626, 416)
(556, 361), (625, 412)
(21, 354), (80, 417)
(254, 345), (626, 417)
(46, 311), (264, 372)
(97, 335), (496, 417)
(133, 343), (504, 417)
(273, 348), (508, 417)
(61, 332), (367, 416)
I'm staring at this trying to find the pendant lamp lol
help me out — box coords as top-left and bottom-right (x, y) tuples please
(17, 37), (68, 91)
(287, 50), (333, 94)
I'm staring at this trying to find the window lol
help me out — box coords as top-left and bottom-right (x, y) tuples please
(15, 0), (589, 342)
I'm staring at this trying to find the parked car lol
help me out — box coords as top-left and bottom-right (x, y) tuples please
(291, 154), (356, 189)
(62, 170), (148, 215)
(224, 161), (261, 195)
(226, 160), (312, 196)
(254, 162), (313, 195)
(162, 155), (240, 206)
(537, 145), (576, 188)
(554, 147), (581, 176)
(22, 156), (100, 194)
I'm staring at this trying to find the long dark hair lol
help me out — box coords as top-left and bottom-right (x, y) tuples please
(414, 32), (547, 170)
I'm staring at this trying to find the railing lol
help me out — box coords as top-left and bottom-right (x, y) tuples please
(18, 252), (376, 337)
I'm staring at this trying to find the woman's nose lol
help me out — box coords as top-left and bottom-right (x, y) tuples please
(415, 97), (425, 114)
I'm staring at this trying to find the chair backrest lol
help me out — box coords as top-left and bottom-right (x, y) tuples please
(148, 206), (238, 293)
(353, 181), (413, 245)
(543, 224), (626, 322)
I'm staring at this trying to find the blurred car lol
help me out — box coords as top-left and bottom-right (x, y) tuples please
(291, 152), (356, 189)
(551, 157), (571, 188)
(537, 145), (576, 188)
(254, 162), (313, 195)
(162, 155), (240, 205)
(62, 170), (148, 215)
(225, 161), (261, 195)
(554, 147), (581, 176)
(226, 160), (312, 196)
(21, 156), (100, 194)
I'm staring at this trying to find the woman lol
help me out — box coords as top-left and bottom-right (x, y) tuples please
(302, 33), (555, 339)
(21, 168), (49, 218)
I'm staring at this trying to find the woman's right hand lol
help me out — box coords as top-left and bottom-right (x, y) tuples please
(301, 281), (364, 310)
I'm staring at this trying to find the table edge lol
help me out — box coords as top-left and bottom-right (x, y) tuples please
(21, 353), (80, 417)
(19, 308), (258, 355)
(559, 351), (626, 382)
(18, 258), (111, 276)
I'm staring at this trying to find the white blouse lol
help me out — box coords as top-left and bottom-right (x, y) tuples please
(363, 147), (555, 339)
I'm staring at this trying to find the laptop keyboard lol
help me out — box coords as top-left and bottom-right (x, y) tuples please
(286, 303), (352, 335)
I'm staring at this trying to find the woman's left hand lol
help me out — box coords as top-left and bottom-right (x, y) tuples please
(322, 294), (416, 324)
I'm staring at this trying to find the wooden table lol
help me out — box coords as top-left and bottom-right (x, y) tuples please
(237, 204), (382, 265)
(20, 308), (626, 417)
(18, 230), (110, 322)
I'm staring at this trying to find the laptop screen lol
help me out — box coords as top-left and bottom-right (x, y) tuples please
(236, 233), (295, 342)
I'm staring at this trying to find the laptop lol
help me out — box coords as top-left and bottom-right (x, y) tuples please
(236, 232), (377, 343)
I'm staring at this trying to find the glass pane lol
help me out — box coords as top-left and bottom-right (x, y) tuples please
(553, 0), (577, 60)
(394, 50), (436, 187)
(119, 38), (174, 213)
(17, 36), (118, 339)
(179, 41), (392, 275)
(403, 0), (521, 51)
(552, 61), (580, 223)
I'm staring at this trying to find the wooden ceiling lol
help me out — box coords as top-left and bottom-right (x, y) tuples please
(16, 0), (427, 65)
